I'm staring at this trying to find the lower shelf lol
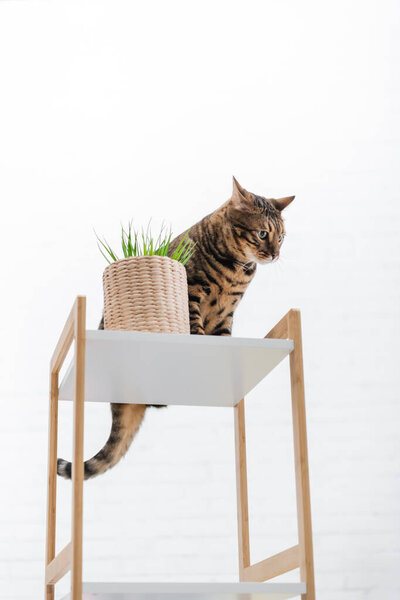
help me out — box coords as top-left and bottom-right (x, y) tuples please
(61, 582), (306, 600)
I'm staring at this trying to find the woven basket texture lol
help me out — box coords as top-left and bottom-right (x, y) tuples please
(103, 256), (190, 334)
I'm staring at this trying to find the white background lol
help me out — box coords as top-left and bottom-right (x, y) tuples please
(0, 1), (399, 598)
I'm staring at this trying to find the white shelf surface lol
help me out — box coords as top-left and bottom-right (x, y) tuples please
(59, 330), (293, 407)
(61, 581), (306, 599)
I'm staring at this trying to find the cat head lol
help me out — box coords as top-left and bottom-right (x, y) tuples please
(227, 177), (294, 264)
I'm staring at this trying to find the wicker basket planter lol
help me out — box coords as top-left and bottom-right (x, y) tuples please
(103, 255), (190, 334)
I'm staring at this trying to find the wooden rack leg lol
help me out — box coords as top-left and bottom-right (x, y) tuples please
(234, 399), (250, 580)
(71, 296), (86, 600)
(45, 372), (59, 600)
(288, 310), (315, 600)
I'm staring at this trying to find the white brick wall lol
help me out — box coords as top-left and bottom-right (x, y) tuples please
(0, 1), (399, 598)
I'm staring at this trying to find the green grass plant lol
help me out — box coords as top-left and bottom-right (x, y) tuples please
(95, 222), (196, 266)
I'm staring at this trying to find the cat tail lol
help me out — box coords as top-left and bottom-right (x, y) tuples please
(57, 403), (147, 480)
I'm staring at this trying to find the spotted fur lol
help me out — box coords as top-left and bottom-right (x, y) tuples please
(57, 178), (294, 480)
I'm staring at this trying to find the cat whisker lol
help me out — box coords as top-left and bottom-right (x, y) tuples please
(234, 259), (255, 272)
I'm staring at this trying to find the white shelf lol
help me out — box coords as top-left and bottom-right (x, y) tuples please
(59, 330), (293, 407)
(61, 581), (306, 599)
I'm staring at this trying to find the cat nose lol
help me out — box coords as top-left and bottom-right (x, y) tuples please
(271, 252), (279, 260)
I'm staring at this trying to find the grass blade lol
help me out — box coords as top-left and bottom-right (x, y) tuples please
(96, 223), (196, 265)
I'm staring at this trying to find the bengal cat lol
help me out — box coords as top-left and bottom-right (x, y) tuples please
(57, 178), (294, 480)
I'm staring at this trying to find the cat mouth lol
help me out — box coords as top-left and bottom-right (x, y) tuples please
(256, 253), (277, 264)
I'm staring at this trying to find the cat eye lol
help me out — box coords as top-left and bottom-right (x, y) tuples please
(278, 234), (284, 243)
(258, 231), (267, 239)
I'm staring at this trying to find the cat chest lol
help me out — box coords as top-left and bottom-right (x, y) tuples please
(200, 288), (243, 318)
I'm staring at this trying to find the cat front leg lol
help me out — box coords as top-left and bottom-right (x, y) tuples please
(210, 311), (233, 336)
(188, 293), (205, 335)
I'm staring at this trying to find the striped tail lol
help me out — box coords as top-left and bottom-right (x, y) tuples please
(57, 403), (147, 480)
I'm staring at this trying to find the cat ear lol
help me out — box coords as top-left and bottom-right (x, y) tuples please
(231, 176), (253, 209)
(233, 176), (246, 195)
(273, 196), (295, 211)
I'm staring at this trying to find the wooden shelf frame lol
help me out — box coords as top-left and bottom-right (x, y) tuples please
(44, 298), (315, 600)
(45, 296), (86, 600)
(234, 309), (315, 599)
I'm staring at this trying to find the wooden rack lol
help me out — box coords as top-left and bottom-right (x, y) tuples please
(45, 296), (315, 600)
